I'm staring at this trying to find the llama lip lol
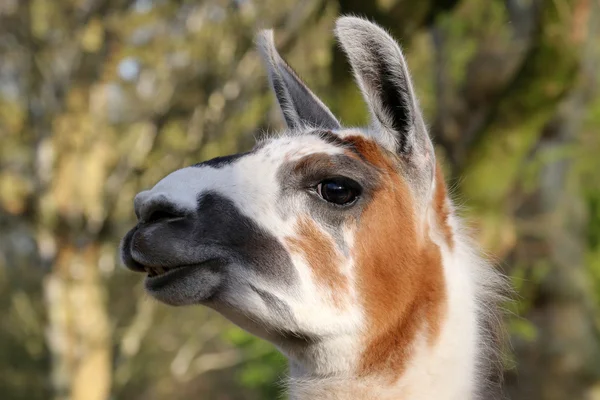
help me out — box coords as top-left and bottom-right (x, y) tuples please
(143, 259), (224, 305)
(142, 259), (223, 284)
(141, 258), (222, 280)
(143, 265), (185, 278)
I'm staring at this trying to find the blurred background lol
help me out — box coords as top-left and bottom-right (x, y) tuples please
(0, 0), (599, 399)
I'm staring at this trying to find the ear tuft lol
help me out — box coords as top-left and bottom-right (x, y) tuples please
(257, 29), (341, 131)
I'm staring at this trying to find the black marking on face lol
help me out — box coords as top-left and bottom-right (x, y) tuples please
(193, 152), (250, 169)
(121, 189), (296, 306)
(195, 192), (297, 285)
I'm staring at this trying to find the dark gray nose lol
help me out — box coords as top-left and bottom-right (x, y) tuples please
(134, 192), (186, 224)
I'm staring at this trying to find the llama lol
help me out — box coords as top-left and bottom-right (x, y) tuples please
(121, 17), (506, 399)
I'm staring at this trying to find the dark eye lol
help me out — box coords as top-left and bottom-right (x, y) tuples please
(316, 178), (360, 205)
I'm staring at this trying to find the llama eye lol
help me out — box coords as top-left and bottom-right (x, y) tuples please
(316, 178), (360, 205)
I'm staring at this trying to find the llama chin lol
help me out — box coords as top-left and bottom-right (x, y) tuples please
(121, 16), (507, 400)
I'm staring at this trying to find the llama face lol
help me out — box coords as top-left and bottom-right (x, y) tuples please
(122, 17), (449, 373)
(121, 132), (383, 340)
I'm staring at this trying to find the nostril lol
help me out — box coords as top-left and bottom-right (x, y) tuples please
(146, 209), (181, 224)
(138, 197), (186, 224)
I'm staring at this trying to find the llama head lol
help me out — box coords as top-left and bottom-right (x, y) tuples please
(121, 17), (451, 376)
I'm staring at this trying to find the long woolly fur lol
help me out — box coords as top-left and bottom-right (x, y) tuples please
(447, 184), (511, 399)
(276, 218), (510, 400)
(276, 211), (510, 400)
(457, 226), (510, 399)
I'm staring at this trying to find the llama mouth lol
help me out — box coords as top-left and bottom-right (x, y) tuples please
(143, 260), (224, 305)
(140, 258), (221, 280)
(141, 259), (224, 286)
(143, 265), (185, 278)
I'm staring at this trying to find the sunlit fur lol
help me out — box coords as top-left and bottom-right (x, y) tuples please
(121, 16), (507, 400)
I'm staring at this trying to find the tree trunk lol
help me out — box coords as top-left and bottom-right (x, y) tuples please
(44, 244), (112, 400)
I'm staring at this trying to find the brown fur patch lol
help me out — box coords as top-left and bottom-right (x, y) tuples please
(434, 164), (454, 248)
(286, 217), (349, 308)
(343, 135), (397, 170)
(345, 136), (447, 379)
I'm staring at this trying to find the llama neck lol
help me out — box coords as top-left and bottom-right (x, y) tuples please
(285, 241), (483, 400)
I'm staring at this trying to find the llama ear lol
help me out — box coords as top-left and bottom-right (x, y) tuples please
(335, 17), (432, 160)
(257, 30), (341, 130)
